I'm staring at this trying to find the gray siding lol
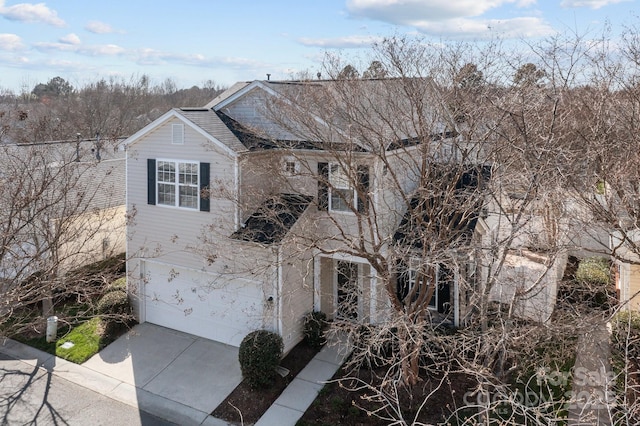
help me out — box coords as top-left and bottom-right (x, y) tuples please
(127, 117), (237, 271)
(220, 88), (301, 140)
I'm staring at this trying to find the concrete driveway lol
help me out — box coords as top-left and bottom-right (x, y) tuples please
(82, 322), (242, 424)
(1, 322), (241, 425)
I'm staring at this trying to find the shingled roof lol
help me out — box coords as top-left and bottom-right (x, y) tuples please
(216, 110), (367, 152)
(177, 108), (247, 153)
(393, 165), (491, 249)
(231, 193), (313, 244)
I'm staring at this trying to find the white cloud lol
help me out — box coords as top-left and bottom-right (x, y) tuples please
(346, 0), (557, 39)
(133, 48), (265, 70)
(414, 17), (556, 39)
(59, 33), (80, 45)
(82, 44), (125, 56)
(347, 0), (520, 22)
(560, 0), (632, 9)
(298, 35), (384, 48)
(0, 33), (24, 50)
(0, 1), (65, 27)
(34, 41), (125, 56)
(85, 20), (119, 34)
(134, 48), (208, 66)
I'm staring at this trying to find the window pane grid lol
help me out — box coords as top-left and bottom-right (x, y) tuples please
(330, 188), (353, 211)
(158, 183), (176, 205)
(179, 163), (198, 185)
(179, 186), (198, 208)
(157, 160), (198, 209)
(329, 163), (355, 212)
(157, 161), (175, 183)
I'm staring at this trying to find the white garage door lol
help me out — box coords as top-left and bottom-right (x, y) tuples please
(143, 263), (267, 347)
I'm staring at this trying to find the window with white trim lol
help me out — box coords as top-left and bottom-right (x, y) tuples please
(397, 260), (451, 312)
(157, 160), (199, 209)
(329, 163), (356, 212)
(284, 160), (298, 175)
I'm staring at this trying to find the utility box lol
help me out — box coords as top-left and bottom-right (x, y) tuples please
(46, 316), (58, 343)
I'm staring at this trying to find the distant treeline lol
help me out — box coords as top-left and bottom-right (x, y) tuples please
(0, 75), (226, 144)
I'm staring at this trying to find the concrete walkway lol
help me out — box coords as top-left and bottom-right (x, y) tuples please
(256, 339), (351, 426)
(568, 316), (614, 426)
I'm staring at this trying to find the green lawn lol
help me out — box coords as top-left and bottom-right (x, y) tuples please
(15, 315), (130, 364)
(55, 317), (103, 363)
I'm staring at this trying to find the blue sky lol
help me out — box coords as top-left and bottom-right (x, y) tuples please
(0, 0), (637, 92)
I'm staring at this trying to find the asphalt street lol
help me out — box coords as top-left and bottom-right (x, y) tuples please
(0, 352), (176, 425)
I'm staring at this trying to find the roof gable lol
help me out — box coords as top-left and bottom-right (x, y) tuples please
(123, 108), (246, 156)
(203, 81), (251, 109)
(209, 81), (279, 111)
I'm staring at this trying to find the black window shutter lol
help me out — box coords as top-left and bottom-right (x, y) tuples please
(357, 165), (370, 213)
(317, 162), (328, 211)
(395, 260), (409, 304)
(199, 162), (210, 212)
(147, 159), (156, 205)
(438, 266), (452, 314)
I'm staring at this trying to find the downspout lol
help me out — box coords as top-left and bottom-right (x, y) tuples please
(276, 245), (283, 337)
(234, 156), (240, 230)
(313, 254), (321, 312)
(454, 269), (460, 327)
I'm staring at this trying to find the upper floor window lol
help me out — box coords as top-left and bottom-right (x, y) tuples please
(317, 162), (369, 214)
(285, 160), (297, 175)
(157, 160), (199, 209)
(329, 164), (356, 212)
(147, 159), (210, 212)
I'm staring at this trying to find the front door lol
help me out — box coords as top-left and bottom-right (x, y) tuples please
(336, 261), (359, 320)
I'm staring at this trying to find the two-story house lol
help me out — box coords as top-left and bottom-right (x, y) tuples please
(125, 78), (568, 352)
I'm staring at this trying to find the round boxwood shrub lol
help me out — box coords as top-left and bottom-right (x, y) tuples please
(303, 311), (328, 349)
(238, 330), (283, 389)
(576, 257), (610, 286)
(96, 289), (131, 316)
(105, 277), (127, 294)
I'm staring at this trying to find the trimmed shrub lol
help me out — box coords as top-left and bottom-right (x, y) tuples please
(573, 257), (614, 309)
(238, 330), (283, 389)
(105, 277), (126, 294)
(576, 257), (610, 286)
(96, 289), (131, 316)
(303, 311), (328, 348)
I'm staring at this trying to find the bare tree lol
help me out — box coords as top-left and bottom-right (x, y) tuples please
(0, 76), (226, 144)
(199, 34), (606, 424)
(0, 138), (127, 337)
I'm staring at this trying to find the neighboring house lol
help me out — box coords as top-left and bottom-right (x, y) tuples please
(611, 230), (640, 311)
(0, 137), (126, 281)
(125, 79), (580, 352)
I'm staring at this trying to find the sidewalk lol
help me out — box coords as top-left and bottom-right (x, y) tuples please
(0, 328), (351, 426)
(568, 316), (613, 426)
(0, 327), (233, 425)
(0, 349), (174, 425)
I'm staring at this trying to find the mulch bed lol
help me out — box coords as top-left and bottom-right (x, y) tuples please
(211, 341), (320, 424)
(298, 366), (476, 425)
(212, 341), (476, 425)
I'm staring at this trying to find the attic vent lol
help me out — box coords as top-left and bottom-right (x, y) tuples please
(172, 124), (184, 145)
